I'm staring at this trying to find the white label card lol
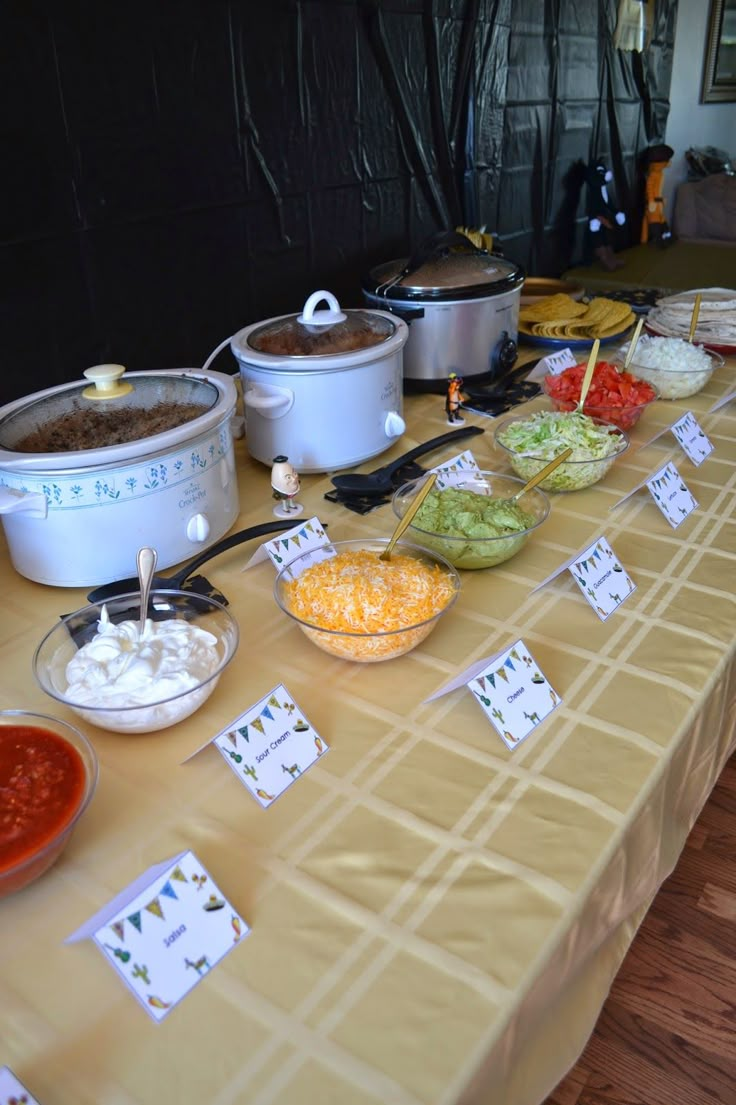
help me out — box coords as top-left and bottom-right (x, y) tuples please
(65, 851), (248, 1023)
(671, 412), (714, 465)
(0, 1068), (42, 1104)
(242, 516), (330, 570)
(425, 638), (561, 750)
(525, 347), (577, 381)
(432, 450), (481, 488)
(211, 684), (328, 807)
(569, 537), (636, 620)
(647, 462), (698, 528)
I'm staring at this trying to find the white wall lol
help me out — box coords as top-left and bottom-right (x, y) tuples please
(663, 0), (736, 216)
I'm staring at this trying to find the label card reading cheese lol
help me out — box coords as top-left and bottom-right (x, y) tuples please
(242, 516), (330, 570)
(670, 412), (714, 466)
(0, 1068), (42, 1103)
(646, 461), (698, 528)
(432, 450), (481, 488)
(211, 684), (328, 807)
(425, 638), (561, 750)
(569, 537), (636, 621)
(65, 851), (248, 1023)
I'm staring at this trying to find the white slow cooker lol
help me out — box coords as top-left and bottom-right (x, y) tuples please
(228, 290), (409, 474)
(362, 231), (525, 390)
(0, 365), (239, 587)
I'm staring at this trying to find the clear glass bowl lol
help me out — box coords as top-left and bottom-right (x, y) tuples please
(494, 411), (629, 492)
(612, 338), (724, 399)
(274, 539), (460, 662)
(542, 375), (659, 431)
(0, 710), (98, 897)
(391, 471), (550, 570)
(33, 590), (239, 734)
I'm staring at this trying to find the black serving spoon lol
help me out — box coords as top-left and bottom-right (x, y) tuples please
(86, 520), (306, 604)
(330, 425), (484, 496)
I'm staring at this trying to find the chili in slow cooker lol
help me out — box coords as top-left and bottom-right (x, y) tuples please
(0, 724), (86, 873)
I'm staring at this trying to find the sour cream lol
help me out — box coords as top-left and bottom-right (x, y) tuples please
(63, 608), (222, 732)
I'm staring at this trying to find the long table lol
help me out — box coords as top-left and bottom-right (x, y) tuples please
(1, 358), (735, 1105)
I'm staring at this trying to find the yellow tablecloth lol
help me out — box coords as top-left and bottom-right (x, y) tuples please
(1, 361), (735, 1105)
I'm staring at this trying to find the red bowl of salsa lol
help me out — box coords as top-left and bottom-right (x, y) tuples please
(0, 710), (98, 897)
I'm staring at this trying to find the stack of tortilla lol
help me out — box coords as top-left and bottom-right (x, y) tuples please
(646, 287), (736, 347)
(518, 293), (636, 341)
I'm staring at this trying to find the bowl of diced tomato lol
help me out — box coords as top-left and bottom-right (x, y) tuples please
(543, 361), (658, 431)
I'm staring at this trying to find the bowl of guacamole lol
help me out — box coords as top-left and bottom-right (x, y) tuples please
(391, 471), (550, 570)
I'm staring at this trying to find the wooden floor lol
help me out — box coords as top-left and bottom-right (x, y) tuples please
(542, 753), (736, 1105)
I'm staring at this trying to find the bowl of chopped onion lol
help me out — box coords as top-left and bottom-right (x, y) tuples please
(273, 539), (461, 662)
(613, 335), (724, 399)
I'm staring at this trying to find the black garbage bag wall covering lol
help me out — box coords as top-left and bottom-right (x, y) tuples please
(0, 0), (677, 403)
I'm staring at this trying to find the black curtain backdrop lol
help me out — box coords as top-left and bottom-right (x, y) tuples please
(0, 0), (677, 402)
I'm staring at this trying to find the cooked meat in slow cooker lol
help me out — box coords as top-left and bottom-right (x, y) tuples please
(252, 322), (386, 356)
(13, 402), (209, 453)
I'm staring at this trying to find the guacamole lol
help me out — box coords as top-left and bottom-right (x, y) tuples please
(408, 487), (537, 570)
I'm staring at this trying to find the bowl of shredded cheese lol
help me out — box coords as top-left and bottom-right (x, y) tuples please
(274, 540), (460, 662)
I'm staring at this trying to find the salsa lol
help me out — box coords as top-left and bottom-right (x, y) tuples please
(0, 724), (86, 875)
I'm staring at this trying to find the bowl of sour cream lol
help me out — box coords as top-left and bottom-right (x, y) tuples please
(32, 590), (239, 734)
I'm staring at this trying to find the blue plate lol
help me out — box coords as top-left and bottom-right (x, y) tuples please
(518, 325), (633, 350)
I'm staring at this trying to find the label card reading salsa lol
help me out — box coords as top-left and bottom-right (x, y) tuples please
(646, 462), (698, 528)
(671, 412), (714, 466)
(65, 851), (248, 1023)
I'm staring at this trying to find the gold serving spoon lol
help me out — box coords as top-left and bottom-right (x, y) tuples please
(509, 448), (573, 500)
(575, 338), (600, 412)
(688, 292), (702, 343)
(379, 471), (438, 561)
(622, 316), (645, 371)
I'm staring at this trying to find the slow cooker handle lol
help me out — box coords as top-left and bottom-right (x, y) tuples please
(376, 229), (485, 298)
(243, 383), (294, 419)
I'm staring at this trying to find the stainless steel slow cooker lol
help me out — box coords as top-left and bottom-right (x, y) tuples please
(229, 290), (409, 473)
(0, 364), (239, 587)
(362, 231), (525, 391)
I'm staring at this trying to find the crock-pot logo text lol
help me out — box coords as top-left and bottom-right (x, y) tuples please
(179, 480), (208, 509)
(380, 380), (398, 401)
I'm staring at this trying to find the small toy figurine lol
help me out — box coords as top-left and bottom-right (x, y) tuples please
(270, 455), (303, 517)
(641, 144), (674, 247)
(586, 159), (626, 270)
(445, 372), (465, 424)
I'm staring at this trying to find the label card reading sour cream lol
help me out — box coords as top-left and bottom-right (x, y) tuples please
(65, 850), (248, 1023)
(211, 684), (328, 807)
(425, 639), (561, 750)
(671, 412), (713, 466)
(0, 1068), (42, 1103)
(431, 450), (482, 489)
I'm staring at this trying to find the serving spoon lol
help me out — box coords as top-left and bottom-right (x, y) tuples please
(575, 338), (600, 412)
(508, 448), (573, 500)
(136, 546), (157, 636)
(622, 316), (645, 370)
(379, 471), (438, 561)
(688, 292), (702, 343)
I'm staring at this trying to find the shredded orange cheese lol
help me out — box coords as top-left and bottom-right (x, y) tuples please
(283, 549), (457, 662)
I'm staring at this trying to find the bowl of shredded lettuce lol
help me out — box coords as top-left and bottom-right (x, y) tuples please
(391, 472), (549, 569)
(494, 410), (629, 492)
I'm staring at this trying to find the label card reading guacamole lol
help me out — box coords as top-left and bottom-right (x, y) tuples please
(432, 450), (481, 488)
(671, 412), (713, 466)
(647, 462), (698, 528)
(242, 516), (330, 570)
(425, 639), (561, 750)
(0, 1068), (42, 1103)
(210, 684), (328, 807)
(569, 537), (636, 620)
(65, 850), (248, 1023)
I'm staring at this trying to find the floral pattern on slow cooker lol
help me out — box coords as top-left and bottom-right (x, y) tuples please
(0, 430), (231, 509)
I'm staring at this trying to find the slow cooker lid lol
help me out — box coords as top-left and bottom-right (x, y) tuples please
(0, 367), (220, 454)
(367, 250), (524, 301)
(246, 289), (396, 359)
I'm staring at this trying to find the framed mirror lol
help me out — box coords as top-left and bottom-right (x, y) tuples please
(701, 0), (736, 102)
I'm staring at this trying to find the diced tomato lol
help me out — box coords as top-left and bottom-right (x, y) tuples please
(544, 361), (657, 430)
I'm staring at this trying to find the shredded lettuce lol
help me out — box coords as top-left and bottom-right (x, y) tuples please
(496, 411), (627, 491)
